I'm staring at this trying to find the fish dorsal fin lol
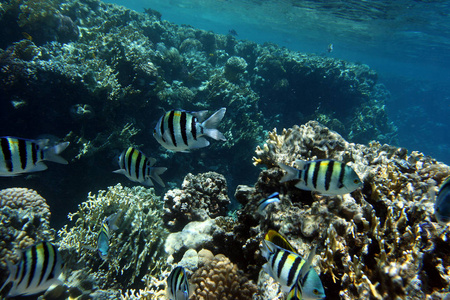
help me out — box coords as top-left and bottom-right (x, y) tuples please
(294, 159), (307, 169)
(264, 230), (297, 254)
(299, 245), (316, 280)
(191, 110), (209, 122)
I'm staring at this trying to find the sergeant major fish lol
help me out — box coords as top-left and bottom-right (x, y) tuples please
(278, 159), (362, 195)
(435, 177), (450, 224)
(153, 108), (226, 152)
(97, 211), (121, 260)
(0, 137), (69, 176)
(167, 266), (191, 300)
(113, 147), (167, 187)
(0, 242), (63, 297)
(261, 233), (325, 300)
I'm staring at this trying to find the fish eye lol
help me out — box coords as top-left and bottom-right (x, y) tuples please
(354, 179), (360, 184)
(313, 289), (319, 295)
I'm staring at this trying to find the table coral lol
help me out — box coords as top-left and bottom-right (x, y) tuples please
(58, 184), (168, 295)
(163, 172), (231, 231)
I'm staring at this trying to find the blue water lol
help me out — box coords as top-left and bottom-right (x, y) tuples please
(106, 0), (450, 164)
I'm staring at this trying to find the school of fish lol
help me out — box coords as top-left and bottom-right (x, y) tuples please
(1, 106), (448, 299)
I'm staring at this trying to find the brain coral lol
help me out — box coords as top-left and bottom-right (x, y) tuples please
(248, 121), (450, 299)
(0, 187), (51, 221)
(190, 249), (259, 299)
(58, 183), (168, 296)
(163, 172), (231, 231)
(0, 188), (55, 290)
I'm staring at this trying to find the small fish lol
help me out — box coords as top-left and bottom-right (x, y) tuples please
(0, 242), (63, 297)
(435, 177), (450, 224)
(0, 137), (69, 176)
(167, 266), (190, 300)
(153, 108), (226, 152)
(97, 211), (121, 260)
(260, 240), (325, 300)
(22, 32), (33, 41)
(257, 192), (280, 214)
(228, 29), (238, 36)
(327, 43), (333, 53)
(278, 159), (362, 195)
(113, 147), (167, 187)
(264, 229), (297, 253)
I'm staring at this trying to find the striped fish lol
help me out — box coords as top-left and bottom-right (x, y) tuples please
(278, 159), (362, 195)
(286, 282), (303, 300)
(260, 240), (325, 300)
(153, 108), (226, 152)
(167, 266), (190, 300)
(0, 242), (63, 297)
(97, 211), (120, 260)
(0, 137), (69, 176)
(113, 147), (167, 187)
(257, 192), (281, 214)
(264, 229), (297, 253)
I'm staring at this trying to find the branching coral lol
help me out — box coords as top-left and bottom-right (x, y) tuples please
(58, 184), (168, 293)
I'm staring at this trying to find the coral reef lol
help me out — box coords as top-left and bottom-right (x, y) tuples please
(0, 0), (396, 222)
(247, 121), (450, 299)
(190, 249), (259, 299)
(0, 188), (55, 289)
(58, 184), (169, 296)
(163, 172), (231, 231)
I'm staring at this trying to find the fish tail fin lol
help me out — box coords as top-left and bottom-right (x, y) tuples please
(202, 108), (226, 141)
(150, 167), (167, 187)
(44, 142), (70, 164)
(0, 260), (16, 295)
(278, 163), (299, 182)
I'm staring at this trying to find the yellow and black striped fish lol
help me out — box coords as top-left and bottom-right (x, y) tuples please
(260, 239), (325, 299)
(265, 229), (297, 253)
(113, 147), (167, 187)
(0, 137), (69, 176)
(167, 266), (190, 300)
(0, 242), (63, 297)
(278, 159), (362, 195)
(153, 108), (226, 152)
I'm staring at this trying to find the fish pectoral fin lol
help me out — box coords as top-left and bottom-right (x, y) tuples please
(112, 169), (126, 174)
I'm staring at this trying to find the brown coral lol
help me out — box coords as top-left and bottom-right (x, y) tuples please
(190, 249), (259, 300)
(163, 172), (231, 231)
(248, 121), (450, 299)
(0, 187), (51, 221)
(0, 188), (55, 287)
